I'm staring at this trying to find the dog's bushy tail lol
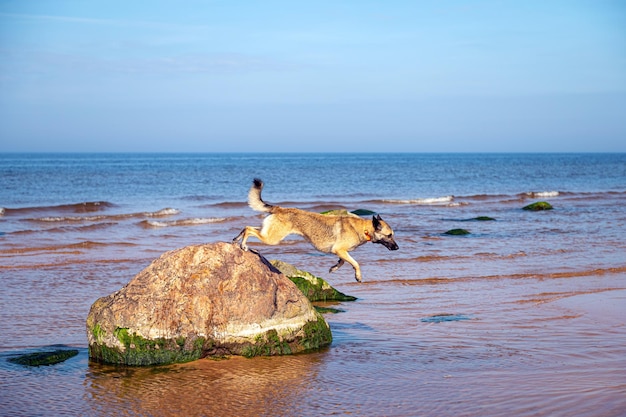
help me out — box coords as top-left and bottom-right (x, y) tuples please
(248, 178), (274, 213)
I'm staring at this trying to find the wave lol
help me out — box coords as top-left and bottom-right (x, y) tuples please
(381, 196), (455, 205)
(0, 257), (141, 270)
(140, 217), (228, 228)
(10, 222), (118, 235)
(0, 240), (137, 255)
(26, 208), (180, 223)
(145, 208), (180, 217)
(33, 216), (111, 223)
(2, 201), (115, 215)
(181, 195), (219, 202)
(370, 266), (626, 286)
(202, 201), (247, 209)
(524, 191), (560, 198)
(453, 191), (561, 202)
(368, 190), (604, 207)
(194, 190), (626, 212)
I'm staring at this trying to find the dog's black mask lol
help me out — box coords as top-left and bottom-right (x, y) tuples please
(372, 215), (399, 251)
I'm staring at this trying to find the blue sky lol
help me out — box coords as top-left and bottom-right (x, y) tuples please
(1, 1), (624, 152)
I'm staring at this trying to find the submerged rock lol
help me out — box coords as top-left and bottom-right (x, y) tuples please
(523, 201), (553, 211)
(444, 229), (471, 236)
(320, 209), (356, 216)
(8, 349), (78, 366)
(350, 209), (377, 216)
(86, 242), (332, 366)
(314, 306), (346, 314)
(421, 314), (471, 323)
(320, 209), (376, 217)
(271, 260), (357, 302)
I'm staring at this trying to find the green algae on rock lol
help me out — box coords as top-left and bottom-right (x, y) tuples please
(241, 312), (332, 358)
(314, 305), (345, 314)
(88, 326), (207, 366)
(319, 209), (355, 216)
(87, 242), (332, 366)
(271, 260), (357, 302)
(350, 209), (377, 216)
(320, 208), (376, 217)
(9, 349), (79, 366)
(523, 201), (553, 211)
(444, 229), (471, 236)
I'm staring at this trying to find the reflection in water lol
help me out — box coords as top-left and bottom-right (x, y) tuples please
(84, 354), (323, 417)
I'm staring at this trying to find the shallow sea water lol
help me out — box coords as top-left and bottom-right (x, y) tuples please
(1, 153), (625, 416)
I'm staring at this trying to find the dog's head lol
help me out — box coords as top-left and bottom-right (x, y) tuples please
(371, 214), (399, 251)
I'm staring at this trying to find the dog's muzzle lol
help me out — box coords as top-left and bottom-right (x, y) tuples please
(380, 240), (399, 251)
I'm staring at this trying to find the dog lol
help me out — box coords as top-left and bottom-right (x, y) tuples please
(233, 179), (399, 282)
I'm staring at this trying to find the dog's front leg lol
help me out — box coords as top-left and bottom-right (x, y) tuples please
(333, 249), (362, 282)
(329, 258), (345, 273)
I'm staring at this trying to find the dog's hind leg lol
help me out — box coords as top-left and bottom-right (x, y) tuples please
(233, 217), (290, 251)
(333, 249), (362, 282)
(329, 258), (345, 273)
(232, 226), (262, 251)
(233, 228), (245, 244)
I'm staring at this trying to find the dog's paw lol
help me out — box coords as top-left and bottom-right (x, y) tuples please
(329, 259), (344, 274)
(231, 240), (247, 251)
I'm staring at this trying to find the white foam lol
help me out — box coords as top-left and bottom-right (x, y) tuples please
(145, 218), (226, 227)
(36, 215), (107, 222)
(29, 208), (181, 222)
(145, 221), (168, 228)
(0, 207), (4, 216)
(527, 191), (559, 198)
(181, 217), (226, 225)
(147, 208), (181, 217)
(384, 196), (454, 205)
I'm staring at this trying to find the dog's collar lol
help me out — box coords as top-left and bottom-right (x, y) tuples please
(364, 230), (372, 241)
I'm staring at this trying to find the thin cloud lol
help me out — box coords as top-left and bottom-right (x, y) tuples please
(1, 48), (302, 77)
(0, 12), (209, 31)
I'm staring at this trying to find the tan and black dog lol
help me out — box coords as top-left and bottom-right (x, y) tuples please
(233, 179), (399, 282)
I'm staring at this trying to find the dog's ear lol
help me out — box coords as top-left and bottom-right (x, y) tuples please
(373, 214), (382, 230)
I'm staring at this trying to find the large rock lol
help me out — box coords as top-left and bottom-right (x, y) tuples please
(86, 242), (332, 366)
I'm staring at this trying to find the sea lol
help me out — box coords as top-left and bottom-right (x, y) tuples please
(0, 153), (625, 417)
